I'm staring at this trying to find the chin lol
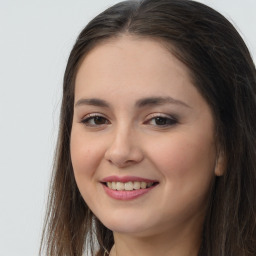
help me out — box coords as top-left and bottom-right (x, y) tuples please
(97, 212), (158, 236)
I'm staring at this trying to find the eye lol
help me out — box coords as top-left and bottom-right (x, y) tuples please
(81, 114), (110, 127)
(145, 114), (177, 127)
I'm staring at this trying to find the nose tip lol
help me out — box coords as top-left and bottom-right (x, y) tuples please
(104, 132), (144, 168)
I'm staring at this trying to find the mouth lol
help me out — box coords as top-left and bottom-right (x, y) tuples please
(101, 176), (159, 200)
(103, 181), (158, 191)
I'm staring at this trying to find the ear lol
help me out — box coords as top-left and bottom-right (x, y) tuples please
(214, 151), (226, 176)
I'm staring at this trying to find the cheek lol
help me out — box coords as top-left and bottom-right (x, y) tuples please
(70, 129), (108, 210)
(147, 135), (216, 223)
(70, 128), (105, 182)
(158, 142), (214, 174)
(148, 132), (216, 192)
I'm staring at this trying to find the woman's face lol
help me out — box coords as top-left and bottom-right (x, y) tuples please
(70, 36), (223, 237)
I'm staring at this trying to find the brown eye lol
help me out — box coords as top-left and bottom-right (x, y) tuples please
(93, 116), (108, 125)
(81, 115), (110, 126)
(155, 117), (169, 125)
(145, 115), (177, 127)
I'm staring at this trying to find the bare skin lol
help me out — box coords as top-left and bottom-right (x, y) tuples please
(71, 35), (225, 256)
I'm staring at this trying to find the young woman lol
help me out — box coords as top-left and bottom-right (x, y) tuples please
(40, 0), (256, 255)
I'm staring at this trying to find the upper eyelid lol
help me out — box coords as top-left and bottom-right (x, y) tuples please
(81, 112), (108, 120)
(145, 113), (177, 120)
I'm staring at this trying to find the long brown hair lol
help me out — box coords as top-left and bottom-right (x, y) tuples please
(40, 0), (256, 255)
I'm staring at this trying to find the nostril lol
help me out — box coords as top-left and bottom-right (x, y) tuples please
(107, 158), (136, 168)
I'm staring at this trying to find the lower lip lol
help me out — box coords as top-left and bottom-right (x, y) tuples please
(103, 184), (156, 200)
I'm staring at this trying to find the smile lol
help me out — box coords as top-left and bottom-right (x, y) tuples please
(106, 181), (155, 191)
(101, 176), (159, 200)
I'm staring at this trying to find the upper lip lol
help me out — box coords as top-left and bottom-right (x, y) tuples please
(101, 176), (158, 183)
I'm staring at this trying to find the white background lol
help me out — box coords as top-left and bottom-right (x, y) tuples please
(0, 1), (255, 255)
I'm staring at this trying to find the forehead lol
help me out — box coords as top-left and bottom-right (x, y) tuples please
(77, 36), (188, 69)
(76, 36), (192, 89)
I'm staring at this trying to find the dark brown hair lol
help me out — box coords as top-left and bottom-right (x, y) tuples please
(40, 0), (256, 255)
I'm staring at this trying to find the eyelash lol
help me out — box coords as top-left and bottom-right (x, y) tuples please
(80, 113), (178, 128)
(144, 113), (178, 127)
(80, 113), (110, 127)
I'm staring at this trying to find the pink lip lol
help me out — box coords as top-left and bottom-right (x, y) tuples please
(102, 184), (156, 200)
(101, 176), (159, 200)
(101, 175), (157, 183)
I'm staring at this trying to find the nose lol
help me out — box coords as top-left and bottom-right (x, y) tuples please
(104, 126), (144, 168)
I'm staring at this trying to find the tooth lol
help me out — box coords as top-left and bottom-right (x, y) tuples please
(124, 181), (133, 191)
(107, 181), (154, 190)
(134, 181), (140, 190)
(112, 182), (116, 190)
(116, 182), (124, 191)
(140, 182), (147, 189)
(107, 182), (112, 189)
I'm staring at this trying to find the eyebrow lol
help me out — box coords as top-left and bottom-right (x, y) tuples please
(74, 96), (191, 109)
(75, 98), (109, 108)
(135, 96), (191, 108)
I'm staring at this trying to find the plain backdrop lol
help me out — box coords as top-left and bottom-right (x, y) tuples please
(0, 0), (255, 255)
